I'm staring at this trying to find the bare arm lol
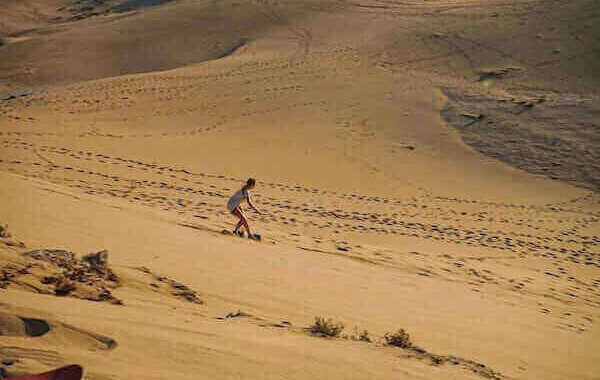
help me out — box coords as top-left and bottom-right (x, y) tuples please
(247, 193), (261, 214)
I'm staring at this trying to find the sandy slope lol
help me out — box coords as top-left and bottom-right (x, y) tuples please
(1, 0), (599, 379)
(2, 172), (598, 380)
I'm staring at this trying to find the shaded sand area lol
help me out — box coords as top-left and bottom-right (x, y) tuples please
(1, 0), (599, 379)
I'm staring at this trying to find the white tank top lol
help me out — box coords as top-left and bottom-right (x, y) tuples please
(227, 188), (249, 211)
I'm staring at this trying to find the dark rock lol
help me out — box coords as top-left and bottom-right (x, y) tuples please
(54, 277), (76, 296)
(82, 250), (108, 268)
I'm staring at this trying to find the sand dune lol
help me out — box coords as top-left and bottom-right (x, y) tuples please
(1, 0), (599, 379)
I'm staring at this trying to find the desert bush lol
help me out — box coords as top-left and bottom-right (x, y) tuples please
(352, 327), (371, 342)
(0, 223), (10, 238)
(358, 329), (371, 342)
(309, 316), (344, 337)
(429, 354), (444, 365)
(384, 328), (412, 348)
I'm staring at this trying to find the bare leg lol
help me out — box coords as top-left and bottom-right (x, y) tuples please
(234, 219), (244, 233)
(233, 207), (244, 232)
(232, 207), (251, 235)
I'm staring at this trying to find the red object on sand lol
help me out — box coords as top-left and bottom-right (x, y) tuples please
(4, 365), (83, 380)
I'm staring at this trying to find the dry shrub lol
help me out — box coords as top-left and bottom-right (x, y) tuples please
(358, 329), (371, 342)
(352, 327), (371, 342)
(0, 224), (10, 238)
(385, 328), (412, 348)
(309, 316), (344, 337)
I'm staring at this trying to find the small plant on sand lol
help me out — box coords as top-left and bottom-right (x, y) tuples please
(384, 328), (412, 348)
(0, 223), (10, 238)
(309, 316), (344, 337)
(352, 327), (372, 342)
(358, 329), (371, 342)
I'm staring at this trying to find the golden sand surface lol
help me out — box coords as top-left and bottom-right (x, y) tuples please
(1, 0), (599, 379)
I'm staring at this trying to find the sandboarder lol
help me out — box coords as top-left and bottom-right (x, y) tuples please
(227, 178), (262, 239)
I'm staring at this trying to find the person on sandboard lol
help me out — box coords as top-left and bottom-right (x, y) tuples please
(227, 178), (262, 240)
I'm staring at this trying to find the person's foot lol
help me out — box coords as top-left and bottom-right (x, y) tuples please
(234, 230), (245, 237)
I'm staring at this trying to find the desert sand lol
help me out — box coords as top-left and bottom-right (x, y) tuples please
(1, 0), (599, 379)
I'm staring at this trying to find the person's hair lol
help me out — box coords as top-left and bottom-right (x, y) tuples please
(246, 178), (256, 187)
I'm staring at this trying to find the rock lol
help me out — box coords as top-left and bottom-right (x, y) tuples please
(12, 248), (121, 304)
(82, 250), (109, 268)
(24, 249), (76, 265)
(225, 310), (250, 318)
(41, 276), (58, 284)
(461, 112), (485, 120)
(430, 355), (444, 365)
(54, 277), (76, 296)
(175, 290), (202, 303)
(4, 239), (25, 248)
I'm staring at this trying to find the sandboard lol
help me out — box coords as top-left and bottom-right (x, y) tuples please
(221, 230), (261, 241)
(5, 365), (83, 380)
